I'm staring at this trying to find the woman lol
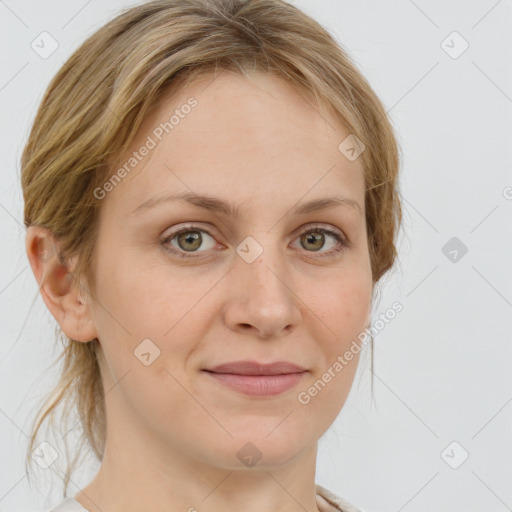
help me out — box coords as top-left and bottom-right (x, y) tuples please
(21, 1), (402, 511)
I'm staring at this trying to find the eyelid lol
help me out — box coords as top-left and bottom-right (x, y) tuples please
(161, 222), (220, 244)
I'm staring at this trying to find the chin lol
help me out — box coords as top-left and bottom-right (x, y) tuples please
(207, 432), (312, 471)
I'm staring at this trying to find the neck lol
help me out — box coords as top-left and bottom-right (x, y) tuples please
(74, 425), (321, 512)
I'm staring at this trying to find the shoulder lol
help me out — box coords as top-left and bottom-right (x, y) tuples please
(316, 483), (365, 512)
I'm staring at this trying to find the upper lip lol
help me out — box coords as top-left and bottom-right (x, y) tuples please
(204, 360), (307, 376)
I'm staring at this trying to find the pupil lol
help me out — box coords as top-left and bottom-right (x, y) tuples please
(179, 231), (201, 251)
(304, 232), (323, 251)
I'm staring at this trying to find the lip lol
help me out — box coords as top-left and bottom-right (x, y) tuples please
(203, 371), (306, 396)
(202, 360), (307, 397)
(204, 360), (307, 376)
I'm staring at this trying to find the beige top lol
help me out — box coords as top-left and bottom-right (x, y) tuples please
(49, 484), (363, 512)
(315, 484), (364, 512)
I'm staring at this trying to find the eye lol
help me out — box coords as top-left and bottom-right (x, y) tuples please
(161, 223), (348, 259)
(292, 224), (348, 258)
(161, 224), (217, 258)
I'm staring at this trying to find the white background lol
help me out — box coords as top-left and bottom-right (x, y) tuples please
(1, 1), (511, 511)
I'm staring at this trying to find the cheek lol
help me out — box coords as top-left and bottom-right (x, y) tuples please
(304, 279), (369, 414)
(93, 259), (210, 381)
(94, 252), (171, 328)
(308, 269), (372, 335)
(306, 274), (371, 404)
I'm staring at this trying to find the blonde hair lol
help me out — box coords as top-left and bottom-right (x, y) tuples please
(21, 0), (402, 497)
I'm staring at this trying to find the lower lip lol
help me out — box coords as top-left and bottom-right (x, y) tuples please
(203, 371), (306, 396)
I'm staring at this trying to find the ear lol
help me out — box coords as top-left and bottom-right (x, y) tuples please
(25, 225), (98, 343)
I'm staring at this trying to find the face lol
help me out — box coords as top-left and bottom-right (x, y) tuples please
(88, 70), (373, 470)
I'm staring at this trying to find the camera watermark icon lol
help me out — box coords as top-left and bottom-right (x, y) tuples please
(441, 236), (468, 263)
(236, 442), (262, 467)
(236, 236), (264, 263)
(134, 338), (161, 366)
(31, 441), (59, 469)
(441, 441), (469, 469)
(338, 134), (365, 162)
(441, 31), (469, 59)
(31, 31), (58, 59)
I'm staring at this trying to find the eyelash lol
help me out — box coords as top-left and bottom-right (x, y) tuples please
(161, 224), (349, 260)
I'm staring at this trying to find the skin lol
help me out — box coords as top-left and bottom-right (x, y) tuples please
(26, 70), (373, 512)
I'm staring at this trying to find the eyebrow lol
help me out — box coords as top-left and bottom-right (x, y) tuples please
(131, 192), (363, 217)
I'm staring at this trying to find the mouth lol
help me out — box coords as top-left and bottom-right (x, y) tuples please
(203, 360), (307, 376)
(201, 360), (308, 396)
(201, 369), (307, 396)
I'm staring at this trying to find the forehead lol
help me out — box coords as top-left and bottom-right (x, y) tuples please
(103, 70), (366, 218)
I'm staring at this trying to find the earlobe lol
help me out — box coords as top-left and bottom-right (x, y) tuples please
(25, 226), (98, 343)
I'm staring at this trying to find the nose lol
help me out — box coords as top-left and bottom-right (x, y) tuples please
(223, 250), (301, 339)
